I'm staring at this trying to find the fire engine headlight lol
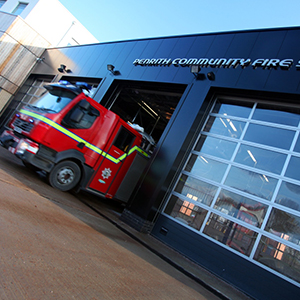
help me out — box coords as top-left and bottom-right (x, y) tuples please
(16, 140), (30, 155)
(16, 139), (39, 155)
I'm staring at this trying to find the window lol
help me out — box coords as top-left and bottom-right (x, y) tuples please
(113, 127), (135, 153)
(62, 100), (100, 129)
(164, 98), (300, 286)
(12, 2), (28, 15)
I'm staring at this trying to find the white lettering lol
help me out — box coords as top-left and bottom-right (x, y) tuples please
(279, 59), (293, 70)
(240, 59), (251, 68)
(172, 58), (181, 66)
(252, 58), (266, 68)
(216, 58), (227, 68)
(186, 58), (198, 65)
(197, 58), (209, 67)
(266, 59), (280, 68)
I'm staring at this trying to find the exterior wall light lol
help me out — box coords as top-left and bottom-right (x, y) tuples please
(190, 65), (205, 80)
(58, 64), (72, 73)
(207, 72), (215, 81)
(107, 64), (120, 75)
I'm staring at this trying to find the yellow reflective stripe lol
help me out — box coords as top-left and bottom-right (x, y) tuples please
(20, 109), (148, 163)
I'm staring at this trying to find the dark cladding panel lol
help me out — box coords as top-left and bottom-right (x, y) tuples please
(85, 43), (117, 76)
(68, 45), (98, 75)
(156, 36), (196, 82)
(237, 29), (287, 90)
(152, 214), (300, 300)
(113, 41), (137, 75)
(128, 39), (163, 80)
(142, 38), (180, 81)
(173, 34), (216, 82)
(214, 31), (259, 87)
(265, 30), (300, 92)
(85, 44), (107, 76)
(94, 43), (125, 75)
(121, 40), (150, 79)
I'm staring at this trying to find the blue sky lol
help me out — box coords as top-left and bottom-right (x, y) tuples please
(60, 0), (300, 43)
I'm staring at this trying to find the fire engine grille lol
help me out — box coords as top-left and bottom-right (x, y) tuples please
(13, 118), (34, 133)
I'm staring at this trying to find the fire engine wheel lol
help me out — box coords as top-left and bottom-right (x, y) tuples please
(48, 161), (81, 192)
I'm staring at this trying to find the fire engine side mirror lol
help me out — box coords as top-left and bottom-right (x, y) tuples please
(70, 108), (84, 123)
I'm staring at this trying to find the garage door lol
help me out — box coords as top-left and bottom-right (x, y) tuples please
(163, 97), (300, 287)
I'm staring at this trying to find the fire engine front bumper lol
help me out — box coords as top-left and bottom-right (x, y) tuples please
(0, 130), (55, 172)
(0, 130), (39, 156)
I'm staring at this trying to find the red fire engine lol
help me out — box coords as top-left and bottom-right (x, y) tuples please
(0, 81), (154, 202)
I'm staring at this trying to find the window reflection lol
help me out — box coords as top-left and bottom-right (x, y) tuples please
(224, 166), (277, 200)
(212, 101), (252, 118)
(294, 136), (300, 153)
(285, 156), (300, 181)
(244, 124), (294, 150)
(234, 144), (287, 175)
(254, 236), (300, 284)
(275, 181), (300, 212)
(185, 154), (227, 183)
(265, 208), (300, 246)
(204, 213), (258, 256)
(174, 175), (218, 206)
(252, 104), (300, 127)
(203, 116), (245, 139)
(194, 135), (237, 160)
(214, 189), (268, 227)
(164, 195), (208, 230)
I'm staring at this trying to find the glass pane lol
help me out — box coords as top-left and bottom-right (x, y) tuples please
(174, 174), (218, 206)
(234, 144), (287, 175)
(244, 124), (295, 150)
(203, 116), (245, 139)
(285, 156), (300, 181)
(212, 101), (252, 118)
(265, 208), (300, 246)
(254, 236), (300, 284)
(194, 135), (237, 160)
(214, 189), (268, 227)
(252, 104), (300, 127)
(204, 213), (258, 256)
(164, 195), (208, 230)
(185, 154), (227, 183)
(224, 166), (277, 200)
(275, 181), (300, 212)
(294, 135), (300, 153)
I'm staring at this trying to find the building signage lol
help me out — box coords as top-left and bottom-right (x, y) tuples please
(133, 57), (300, 70)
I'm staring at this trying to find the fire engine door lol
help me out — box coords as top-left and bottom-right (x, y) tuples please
(88, 125), (136, 194)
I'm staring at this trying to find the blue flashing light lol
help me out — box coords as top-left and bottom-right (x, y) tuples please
(29, 118), (34, 123)
(76, 82), (92, 91)
(16, 113), (20, 118)
(59, 80), (71, 85)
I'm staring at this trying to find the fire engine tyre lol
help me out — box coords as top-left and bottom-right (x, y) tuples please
(48, 160), (81, 192)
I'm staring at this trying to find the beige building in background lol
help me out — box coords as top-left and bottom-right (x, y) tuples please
(0, 0), (98, 120)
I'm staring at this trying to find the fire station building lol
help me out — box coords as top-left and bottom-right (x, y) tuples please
(1, 27), (300, 299)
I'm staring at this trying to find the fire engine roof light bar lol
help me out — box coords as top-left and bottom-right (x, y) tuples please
(76, 82), (92, 92)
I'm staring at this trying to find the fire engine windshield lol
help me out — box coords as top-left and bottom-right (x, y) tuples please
(27, 88), (77, 113)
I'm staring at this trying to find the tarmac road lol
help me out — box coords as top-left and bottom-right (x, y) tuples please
(0, 146), (222, 299)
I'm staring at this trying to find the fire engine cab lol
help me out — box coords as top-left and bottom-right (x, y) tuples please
(0, 81), (154, 202)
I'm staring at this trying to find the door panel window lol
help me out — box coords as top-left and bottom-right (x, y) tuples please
(224, 166), (278, 201)
(194, 135), (237, 160)
(244, 124), (294, 150)
(234, 144), (286, 175)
